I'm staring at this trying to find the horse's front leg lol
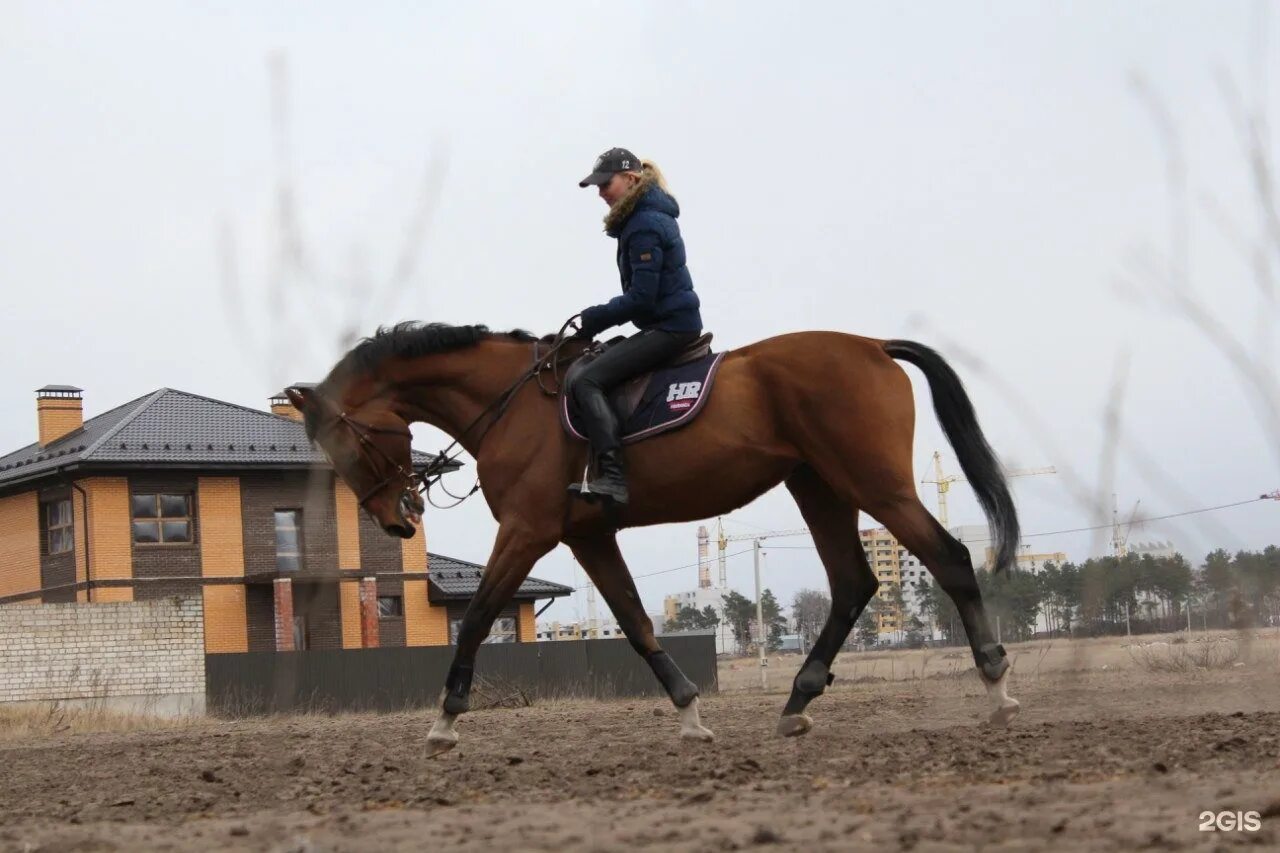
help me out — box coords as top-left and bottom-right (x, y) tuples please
(426, 520), (558, 757)
(567, 535), (714, 743)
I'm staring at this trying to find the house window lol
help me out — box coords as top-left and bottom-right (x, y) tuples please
(274, 510), (302, 571)
(449, 616), (517, 645)
(45, 499), (73, 555)
(131, 493), (193, 544)
(377, 595), (403, 618)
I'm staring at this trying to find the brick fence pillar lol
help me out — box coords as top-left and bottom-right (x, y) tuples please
(273, 578), (295, 652)
(359, 576), (380, 648)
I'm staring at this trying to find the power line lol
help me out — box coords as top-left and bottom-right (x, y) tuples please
(948, 496), (1267, 544)
(572, 547), (756, 591)
(764, 497), (1265, 548)
(568, 495), (1269, 592)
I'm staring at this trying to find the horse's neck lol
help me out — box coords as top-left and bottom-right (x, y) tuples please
(388, 343), (533, 456)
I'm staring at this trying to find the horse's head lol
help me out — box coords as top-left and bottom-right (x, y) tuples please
(285, 386), (425, 539)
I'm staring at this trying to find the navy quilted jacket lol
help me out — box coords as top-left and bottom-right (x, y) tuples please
(579, 184), (703, 336)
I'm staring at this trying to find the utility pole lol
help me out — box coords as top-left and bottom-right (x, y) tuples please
(710, 520), (810, 685)
(754, 538), (767, 690)
(586, 582), (598, 640)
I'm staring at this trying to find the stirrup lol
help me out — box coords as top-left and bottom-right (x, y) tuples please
(567, 463), (600, 504)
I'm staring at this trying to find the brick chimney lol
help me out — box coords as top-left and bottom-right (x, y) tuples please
(36, 385), (84, 446)
(270, 387), (304, 421)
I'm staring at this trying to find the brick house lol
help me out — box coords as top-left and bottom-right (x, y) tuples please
(0, 386), (570, 653)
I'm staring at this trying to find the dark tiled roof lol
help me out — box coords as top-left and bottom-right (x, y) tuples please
(427, 552), (573, 601)
(0, 388), (452, 488)
(0, 390), (158, 485)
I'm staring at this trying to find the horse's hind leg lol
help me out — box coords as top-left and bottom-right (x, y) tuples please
(867, 494), (1020, 727)
(566, 534), (714, 743)
(776, 464), (879, 737)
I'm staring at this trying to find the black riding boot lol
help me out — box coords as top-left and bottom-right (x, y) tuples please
(570, 391), (629, 505)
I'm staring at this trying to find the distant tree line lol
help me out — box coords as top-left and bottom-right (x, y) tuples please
(665, 588), (788, 652)
(781, 546), (1278, 651)
(677, 546), (1278, 655)
(912, 547), (1280, 644)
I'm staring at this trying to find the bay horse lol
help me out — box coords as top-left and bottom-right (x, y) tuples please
(286, 323), (1022, 757)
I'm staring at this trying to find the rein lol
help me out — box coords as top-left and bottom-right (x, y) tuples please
(331, 316), (584, 512)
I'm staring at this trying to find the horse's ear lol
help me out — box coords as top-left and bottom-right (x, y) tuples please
(285, 387), (312, 412)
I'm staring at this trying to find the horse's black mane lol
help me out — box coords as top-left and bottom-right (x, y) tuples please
(322, 322), (538, 387)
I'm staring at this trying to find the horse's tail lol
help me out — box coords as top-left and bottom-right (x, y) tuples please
(882, 339), (1020, 574)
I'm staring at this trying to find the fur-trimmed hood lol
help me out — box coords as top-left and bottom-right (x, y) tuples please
(603, 172), (679, 237)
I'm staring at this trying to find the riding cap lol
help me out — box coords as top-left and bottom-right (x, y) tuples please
(579, 147), (641, 187)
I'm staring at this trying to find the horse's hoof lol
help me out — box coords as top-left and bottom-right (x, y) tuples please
(988, 699), (1020, 728)
(776, 714), (813, 738)
(426, 733), (459, 758)
(680, 724), (715, 742)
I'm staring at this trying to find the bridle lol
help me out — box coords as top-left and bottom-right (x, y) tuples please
(314, 315), (586, 513)
(328, 412), (420, 509)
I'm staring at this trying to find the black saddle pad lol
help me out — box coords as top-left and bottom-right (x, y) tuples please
(561, 351), (726, 445)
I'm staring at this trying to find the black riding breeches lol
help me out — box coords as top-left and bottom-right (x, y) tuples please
(571, 329), (700, 452)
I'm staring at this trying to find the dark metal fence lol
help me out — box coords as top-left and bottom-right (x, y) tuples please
(205, 634), (718, 715)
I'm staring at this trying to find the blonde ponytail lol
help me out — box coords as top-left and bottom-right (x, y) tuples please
(639, 159), (669, 192)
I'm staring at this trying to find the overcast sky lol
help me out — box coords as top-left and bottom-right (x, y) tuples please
(2, 2), (1277, 626)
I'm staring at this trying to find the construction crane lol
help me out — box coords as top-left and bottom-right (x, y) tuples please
(713, 518), (810, 588)
(1111, 493), (1142, 558)
(920, 451), (1056, 529)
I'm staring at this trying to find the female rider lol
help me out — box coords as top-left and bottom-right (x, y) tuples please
(573, 147), (703, 506)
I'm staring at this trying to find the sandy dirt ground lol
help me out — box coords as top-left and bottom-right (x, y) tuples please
(2, 634), (1279, 852)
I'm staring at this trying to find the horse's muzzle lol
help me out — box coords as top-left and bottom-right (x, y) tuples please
(384, 491), (422, 538)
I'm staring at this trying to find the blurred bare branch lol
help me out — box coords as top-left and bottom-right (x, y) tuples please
(217, 217), (269, 368)
(1129, 71), (1189, 292)
(1129, 67), (1280, 472)
(1092, 351), (1130, 556)
(216, 51), (449, 392)
(904, 316), (1108, 523)
(384, 142), (451, 303)
(269, 51), (311, 282)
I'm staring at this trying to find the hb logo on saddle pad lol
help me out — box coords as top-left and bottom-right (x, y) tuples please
(666, 381), (703, 411)
(561, 349), (724, 445)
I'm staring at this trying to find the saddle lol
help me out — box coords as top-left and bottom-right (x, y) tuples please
(561, 333), (725, 444)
